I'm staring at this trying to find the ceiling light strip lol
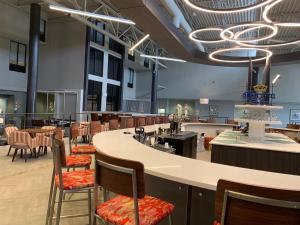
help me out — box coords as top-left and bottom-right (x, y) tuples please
(209, 48), (272, 63)
(129, 34), (150, 51)
(49, 5), (135, 25)
(140, 54), (187, 63)
(183, 0), (274, 14)
(189, 28), (234, 44)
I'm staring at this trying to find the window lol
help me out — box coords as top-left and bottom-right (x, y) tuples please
(9, 41), (26, 73)
(87, 80), (102, 111)
(90, 20), (105, 46)
(109, 38), (124, 55)
(128, 68), (134, 88)
(108, 55), (122, 81)
(89, 48), (104, 77)
(106, 84), (120, 111)
(40, 19), (47, 42)
(128, 39), (135, 61)
(144, 50), (150, 68)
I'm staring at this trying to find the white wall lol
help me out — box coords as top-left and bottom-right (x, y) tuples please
(137, 61), (248, 100)
(38, 19), (86, 90)
(0, 1), (29, 92)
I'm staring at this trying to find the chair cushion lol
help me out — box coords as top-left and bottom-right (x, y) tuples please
(214, 221), (220, 225)
(66, 155), (92, 167)
(96, 195), (174, 225)
(71, 145), (96, 154)
(55, 169), (94, 190)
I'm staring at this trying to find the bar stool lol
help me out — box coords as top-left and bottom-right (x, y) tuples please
(45, 138), (94, 225)
(90, 121), (102, 143)
(109, 119), (119, 130)
(214, 179), (300, 225)
(93, 151), (174, 225)
(126, 117), (135, 128)
(70, 123), (89, 146)
(146, 117), (154, 125)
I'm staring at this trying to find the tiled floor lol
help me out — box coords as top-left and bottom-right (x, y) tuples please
(0, 139), (92, 225)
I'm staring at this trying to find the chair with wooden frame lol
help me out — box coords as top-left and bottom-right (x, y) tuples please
(214, 179), (300, 225)
(45, 138), (94, 225)
(4, 126), (18, 156)
(93, 151), (175, 225)
(109, 119), (119, 130)
(70, 123), (89, 146)
(11, 131), (39, 162)
(125, 117), (135, 128)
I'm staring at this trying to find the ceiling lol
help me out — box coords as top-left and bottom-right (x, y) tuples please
(8, 0), (300, 65)
(175, 0), (300, 56)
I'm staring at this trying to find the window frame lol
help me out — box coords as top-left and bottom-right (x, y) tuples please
(9, 40), (27, 73)
(127, 68), (134, 88)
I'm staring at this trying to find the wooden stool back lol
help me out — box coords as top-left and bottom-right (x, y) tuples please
(215, 179), (300, 225)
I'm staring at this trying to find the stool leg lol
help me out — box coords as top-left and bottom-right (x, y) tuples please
(45, 169), (55, 225)
(49, 187), (57, 225)
(12, 149), (18, 162)
(7, 146), (12, 156)
(168, 214), (173, 225)
(24, 149), (28, 162)
(88, 189), (92, 225)
(55, 190), (64, 225)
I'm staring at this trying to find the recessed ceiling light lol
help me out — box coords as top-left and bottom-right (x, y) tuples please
(209, 47), (272, 63)
(49, 5), (135, 25)
(220, 24), (278, 43)
(183, 0), (274, 14)
(189, 28), (234, 43)
(140, 54), (187, 63)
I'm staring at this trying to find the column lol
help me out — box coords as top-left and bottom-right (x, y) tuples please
(26, 3), (41, 114)
(150, 59), (158, 114)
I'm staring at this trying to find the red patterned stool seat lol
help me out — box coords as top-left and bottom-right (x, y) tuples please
(96, 195), (174, 225)
(71, 145), (96, 154)
(55, 169), (94, 190)
(66, 155), (92, 167)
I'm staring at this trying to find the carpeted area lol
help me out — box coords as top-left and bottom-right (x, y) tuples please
(0, 138), (93, 225)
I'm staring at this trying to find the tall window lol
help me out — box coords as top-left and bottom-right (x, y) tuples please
(128, 68), (134, 88)
(87, 80), (102, 111)
(108, 55), (122, 81)
(128, 39), (135, 61)
(89, 48), (104, 77)
(40, 19), (47, 42)
(106, 84), (120, 111)
(9, 41), (26, 73)
(90, 20), (105, 46)
(109, 38), (124, 55)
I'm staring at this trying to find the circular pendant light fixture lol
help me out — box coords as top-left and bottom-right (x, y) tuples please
(209, 47), (273, 63)
(189, 28), (234, 43)
(183, 0), (275, 14)
(263, 0), (300, 27)
(236, 39), (300, 48)
(263, 0), (284, 23)
(220, 24), (278, 43)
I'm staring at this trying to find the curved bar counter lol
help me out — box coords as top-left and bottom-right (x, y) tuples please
(93, 123), (300, 225)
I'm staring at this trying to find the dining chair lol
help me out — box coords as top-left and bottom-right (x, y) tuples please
(4, 126), (18, 156)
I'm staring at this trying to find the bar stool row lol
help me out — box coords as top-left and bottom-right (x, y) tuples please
(46, 137), (300, 225)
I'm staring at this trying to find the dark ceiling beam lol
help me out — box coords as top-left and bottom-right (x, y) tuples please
(17, 0), (43, 6)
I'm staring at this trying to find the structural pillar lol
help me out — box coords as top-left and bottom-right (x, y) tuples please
(150, 58), (158, 114)
(26, 3), (41, 114)
(263, 58), (271, 104)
